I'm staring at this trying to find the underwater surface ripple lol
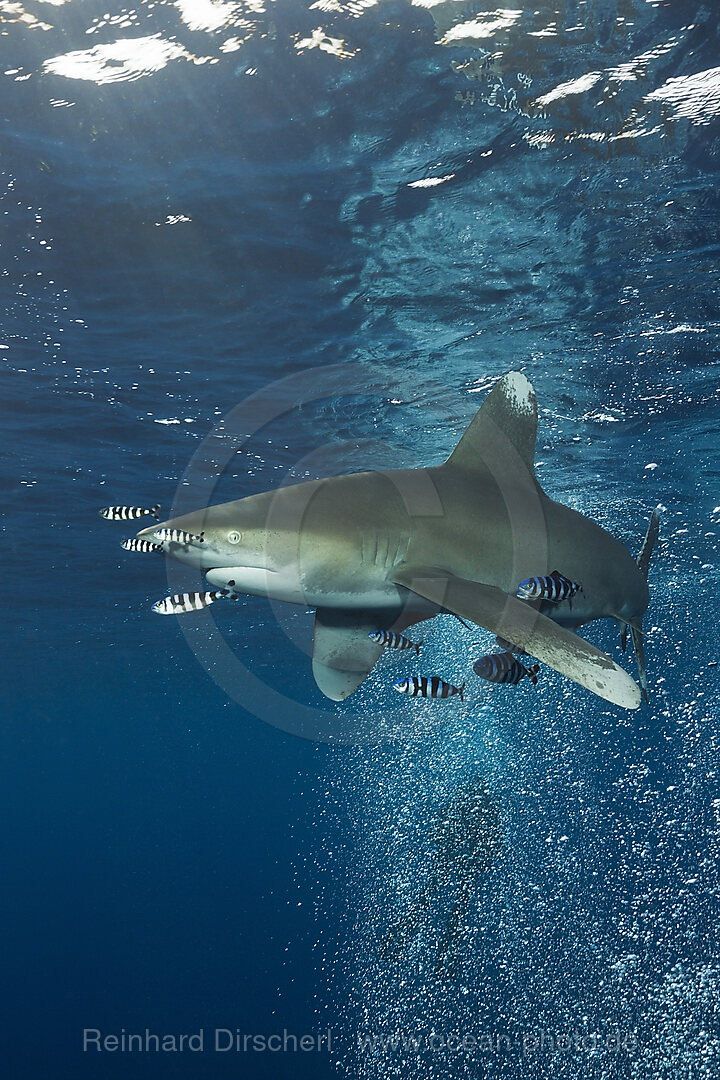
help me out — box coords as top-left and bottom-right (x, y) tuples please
(1, 0), (719, 1077)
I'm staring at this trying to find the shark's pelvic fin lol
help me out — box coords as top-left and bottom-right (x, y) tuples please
(389, 566), (641, 710)
(445, 372), (540, 483)
(630, 506), (661, 703)
(312, 608), (387, 701)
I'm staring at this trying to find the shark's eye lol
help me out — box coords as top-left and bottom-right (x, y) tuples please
(227, 530), (242, 545)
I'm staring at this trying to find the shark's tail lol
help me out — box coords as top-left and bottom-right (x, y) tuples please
(627, 506), (661, 702)
(637, 506), (661, 580)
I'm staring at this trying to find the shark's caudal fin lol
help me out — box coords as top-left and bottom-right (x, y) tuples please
(445, 372), (542, 489)
(638, 505), (661, 580)
(630, 506), (661, 703)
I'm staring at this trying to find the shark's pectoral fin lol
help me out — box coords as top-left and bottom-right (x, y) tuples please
(389, 566), (641, 710)
(312, 608), (390, 702)
(311, 602), (445, 700)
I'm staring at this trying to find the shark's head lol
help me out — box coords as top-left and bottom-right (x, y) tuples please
(137, 491), (305, 602)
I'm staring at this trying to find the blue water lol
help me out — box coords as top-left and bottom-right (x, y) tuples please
(2, 0), (720, 1076)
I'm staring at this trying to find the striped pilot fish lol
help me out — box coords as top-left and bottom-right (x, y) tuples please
(393, 676), (465, 702)
(152, 590), (236, 615)
(515, 569), (582, 605)
(100, 504), (160, 521)
(121, 538), (163, 553)
(368, 630), (423, 655)
(473, 651), (540, 686)
(153, 528), (205, 544)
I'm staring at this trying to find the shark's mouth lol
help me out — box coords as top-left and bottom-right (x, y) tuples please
(205, 564), (279, 575)
(204, 563), (288, 600)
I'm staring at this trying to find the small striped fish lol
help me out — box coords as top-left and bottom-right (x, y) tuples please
(152, 590), (234, 615)
(473, 651), (540, 686)
(393, 676), (464, 702)
(121, 538), (163, 553)
(516, 569), (582, 604)
(153, 528), (205, 545)
(368, 630), (423, 655)
(100, 504), (160, 521)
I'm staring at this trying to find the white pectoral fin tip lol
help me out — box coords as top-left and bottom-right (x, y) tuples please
(507, 618), (642, 710)
(582, 654), (641, 710)
(502, 629), (641, 709)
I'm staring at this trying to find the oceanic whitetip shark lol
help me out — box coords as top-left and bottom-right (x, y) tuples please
(138, 372), (659, 710)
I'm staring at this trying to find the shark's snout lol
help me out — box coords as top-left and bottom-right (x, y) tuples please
(137, 509), (209, 540)
(135, 512), (216, 571)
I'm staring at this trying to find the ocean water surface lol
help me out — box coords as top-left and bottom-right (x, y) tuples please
(2, 0), (719, 1077)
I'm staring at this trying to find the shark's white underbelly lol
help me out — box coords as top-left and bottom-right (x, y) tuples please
(204, 564), (406, 610)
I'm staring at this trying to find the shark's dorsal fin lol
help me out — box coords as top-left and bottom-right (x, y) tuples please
(445, 372), (539, 480)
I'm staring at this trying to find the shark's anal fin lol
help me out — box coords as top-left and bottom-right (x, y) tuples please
(389, 566), (641, 710)
(312, 608), (389, 702)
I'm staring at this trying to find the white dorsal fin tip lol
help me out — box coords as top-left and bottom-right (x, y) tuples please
(447, 370), (538, 475)
(501, 371), (535, 414)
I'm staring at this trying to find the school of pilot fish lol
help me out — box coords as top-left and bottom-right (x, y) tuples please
(100, 503), (587, 705)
